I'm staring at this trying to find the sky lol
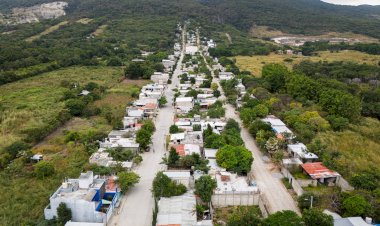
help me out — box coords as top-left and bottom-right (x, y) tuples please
(321, 0), (380, 5)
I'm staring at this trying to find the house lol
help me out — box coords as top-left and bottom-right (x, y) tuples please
(334, 217), (372, 226)
(99, 138), (140, 153)
(156, 192), (197, 226)
(204, 148), (218, 160)
(89, 149), (134, 170)
(175, 97), (194, 114)
(175, 144), (201, 156)
(262, 115), (294, 139)
(151, 72), (169, 85)
(45, 172), (120, 224)
(163, 170), (192, 189)
(287, 143), (318, 162)
(301, 162), (340, 185)
(122, 117), (138, 129)
(219, 72), (234, 81)
(170, 133), (186, 144)
(127, 107), (144, 118)
(212, 171), (259, 207)
(185, 45), (198, 55)
(162, 59), (175, 70)
(134, 98), (159, 108)
(108, 130), (130, 139)
(198, 98), (218, 110)
(141, 83), (165, 93)
(207, 39), (216, 48)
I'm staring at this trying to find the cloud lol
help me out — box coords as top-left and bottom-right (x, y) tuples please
(321, 0), (380, 5)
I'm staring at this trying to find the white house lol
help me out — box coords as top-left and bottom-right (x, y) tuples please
(45, 172), (120, 223)
(219, 72), (234, 81)
(175, 97), (194, 113)
(287, 143), (318, 162)
(127, 107), (144, 118)
(262, 115), (294, 139)
(156, 192), (197, 226)
(150, 72), (169, 85)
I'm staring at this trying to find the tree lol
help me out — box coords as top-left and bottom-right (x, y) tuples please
(158, 96), (167, 107)
(211, 83), (219, 91)
(265, 137), (280, 155)
(342, 194), (371, 217)
(262, 63), (288, 92)
(136, 129), (152, 151)
(302, 208), (333, 226)
(216, 145), (253, 174)
(193, 124), (201, 131)
(65, 99), (86, 116)
(319, 89), (361, 122)
(227, 206), (262, 226)
(195, 175), (217, 203)
(34, 161), (55, 179)
(225, 119), (240, 132)
(168, 147), (180, 166)
(116, 171), (140, 193)
(298, 192), (319, 210)
(57, 203), (72, 225)
(169, 125), (180, 134)
(240, 108), (257, 126)
(252, 104), (269, 118)
(351, 173), (378, 191)
(152, 172), (187, 198)
(262, 210), (302, 226)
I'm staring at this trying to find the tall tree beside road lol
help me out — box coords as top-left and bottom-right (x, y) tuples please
(195, 175), (217, 203)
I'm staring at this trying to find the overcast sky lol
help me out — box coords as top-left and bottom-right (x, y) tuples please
(321, 0), (380, 5)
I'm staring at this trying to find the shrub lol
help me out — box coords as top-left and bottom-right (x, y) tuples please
(117, 171), (140, 193)
(34, 161), (55, 179)
(152, 172), (187, 198)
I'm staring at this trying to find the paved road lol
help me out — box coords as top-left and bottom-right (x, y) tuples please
(224, 104), (300, 214)
(201, 44), (300, 214)
(108, 32), (184, 226)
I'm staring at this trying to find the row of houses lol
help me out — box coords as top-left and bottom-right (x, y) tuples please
(45, 40), (182, 226)
(155, 39), (260, 225)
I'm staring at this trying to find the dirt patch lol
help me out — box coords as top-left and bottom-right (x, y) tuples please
(76, 18), (93, 24)
(26, 21), (68, 42)
(92, 24), (108, 36)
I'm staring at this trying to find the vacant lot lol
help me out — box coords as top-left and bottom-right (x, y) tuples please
(26, 21), (68, 42)
(315, 118), (380, 180)
(0, 66), (123, 150)
(235, 50), (380, 76)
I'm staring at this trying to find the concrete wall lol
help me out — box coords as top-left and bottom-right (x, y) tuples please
(45, 198), (105, 223)
(211, 192), (260, 207)
(258, 195), (269, 218)
(281, 167), (304, 196)
(336, 176), (354, 191)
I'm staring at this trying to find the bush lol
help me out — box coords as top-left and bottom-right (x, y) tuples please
(34, 161), (55, 179)
(302, 208), (333, 226)
(57, 203), (72, 225)
(169, 125), (180, 134)
(195, 175), (217, 203)
(341, 194), (371, 217)
(117, 171), (140, 193)
(152, 172), (187, 198)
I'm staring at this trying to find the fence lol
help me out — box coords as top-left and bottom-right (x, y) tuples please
(211, 191), (260, 207)
(258, 194), (269, 218)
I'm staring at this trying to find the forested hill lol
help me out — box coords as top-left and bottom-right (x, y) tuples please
(1, 0), (380, 38)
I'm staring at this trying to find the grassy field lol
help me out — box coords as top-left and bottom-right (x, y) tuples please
(92, 24), (108, 37)
(0, 66), (123, 151)
(0, 67), (147, 225)
(25, 21), (69, 42)
(315, 118), (380, 180)
(235, 50), (380, 76)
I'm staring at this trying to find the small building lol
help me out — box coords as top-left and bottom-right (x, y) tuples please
(212, 172), (259, 207)
(262, 115), (294, 139)
(122, 117), (138, 130)
(334, 217), (372, 226)
(287, 143), (318, 162)
(175, 144), (201, 156)
(204, 148), (218, 160)
(301, 162), (340, 185)
(108, 130), (130, 139)
(170, 133), (186, 144)
(127, 107), (144, 118)
(151, 72), (169, 85)
(99, 138), (140, 153)
(219, 72), (234, 81)
(163, 171), (192, 189)
(79, 90), (91, 96)
(45, 172), (120, 224)
(156, 192), (197, 226)
(175, 97), (194, 114)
